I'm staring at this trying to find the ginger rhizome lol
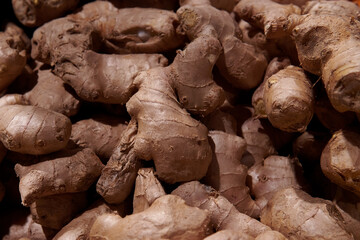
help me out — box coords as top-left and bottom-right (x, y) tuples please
(261, 188), (353, 240)
(321, 129), (360, 196)
(263, 65), (314, 132)
(285, 1), (360, 113)
(89, 195), (212, 240)
(205, 130), (261, 218)
(12, 0), (80, 27)
(0, 104), (72, 155)
(178, 0), (268, 90)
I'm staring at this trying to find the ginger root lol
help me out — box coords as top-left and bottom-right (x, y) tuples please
(89, 195), (212, 240)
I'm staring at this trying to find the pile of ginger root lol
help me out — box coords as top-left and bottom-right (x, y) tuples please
(1, 0), (360, 239)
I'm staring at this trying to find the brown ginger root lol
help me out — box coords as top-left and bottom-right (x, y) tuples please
(205, 130), (261, 218)
(204, 230), (254, 240)
(100, 0), (178, 10)
(172, 181), (272, 238)
(0, 25), (27, 92)
(202, 109), (237, 135)
(248, 155), (305, 210)
(284, 1), (360, 113)
(70, 115), (127, 159)
(89, 195), (212, 240)
(0, 104), (72, 155)
(30, 192), (87, 230)
(320, 129), (360, 196)
(261, 187), (353, 240)
(178, 0), (268, 90)
(234, 0), (301, 39)
(23, 69), (81, 117)
(133, 168), (165, 213)
(15, 148), (104, 206)
(252, 57), (291, 118)
(264, 65), (314, 132)
(12, 0), (80, 27)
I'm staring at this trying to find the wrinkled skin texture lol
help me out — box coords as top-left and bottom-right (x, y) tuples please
(133, 168), (165, 213)
(204, 230), (254, 240)
(12, 0), (80, 27)
(70, 115), (127, 159)
(24, 69), (81, 117)
(172, 181), (271, 238)
(248, 155), (305, 210)
(89, 195), (212, 240)
(234, 0), (301, 39)
(285, 1), (360, 112)
(178, 0), (267, 89)
(264, 66), (314, 132)
(0, 25), (27, 92)
(252, 57), (291, 118)
(0, 105), (72, 155)
(15, 148), (104, 206)
(321, 129), (360, 197)
(30, 192), (87, 230)
(261, 188), (353, 240)
(205, 131), (262, 218)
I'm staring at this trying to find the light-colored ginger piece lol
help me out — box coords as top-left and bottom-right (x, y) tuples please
(205, 131), (261, 218)
(321, 129), (360, 196)
(255, 231), (288, 240)
(24, 69), (81, 117)
(0, 25), (27, 92)
(285, 1), (360, 113)
(0, 93), (27, 107)
(89, 195), (212, 240)
(252, 57), (291, 118)
(178, 0), (267, 90)
(97, 35), (224, 204)
(133, 168), (165, 213)
(15, 148), (104, 206)
(12, 0), (80, 27)
(261, 188), (354, 240)
(30, 192), (87, 230)
(172, 181), (272, 238)
(53, 202), (119, 240)
(271, 0), (309, 6)
(0, 104), (72, 155)
(234, 0), (300, 39)
(204, 230), (254, 240)
(248, 155), (305, 210)
(314, 90), (356, 131)
(303, 0), (360, 17)
(264, 65), (314, 132)
(70, 115), (127, 159)
(54, 51), (168, 104)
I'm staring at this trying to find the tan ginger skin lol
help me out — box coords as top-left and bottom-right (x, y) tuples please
(234, 0), (301, 39)
(178, 0), (268, 90)
(252, 57), (291, 118)
(15, 148), (104, 206)
(89, 195), (212, 240)
(70, 115), (128, 159)
(0, 104), (72, 155)
(261, 188), (354, 240)
(321, 129), (360, 197)
(12, 0), (80, 27)
(0, 24), (28, 92)
(205, 130), (262, 218)
(248, 155), (305, 210)
(264, 65), (314, 132)
(133, 168), (165, 213)
(172, 181), (272, 238)
(285, 1), (360, 113)
(23, 69), (81, 117)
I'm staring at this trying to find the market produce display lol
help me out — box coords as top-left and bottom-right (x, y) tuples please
(0, 0), (360, 239)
